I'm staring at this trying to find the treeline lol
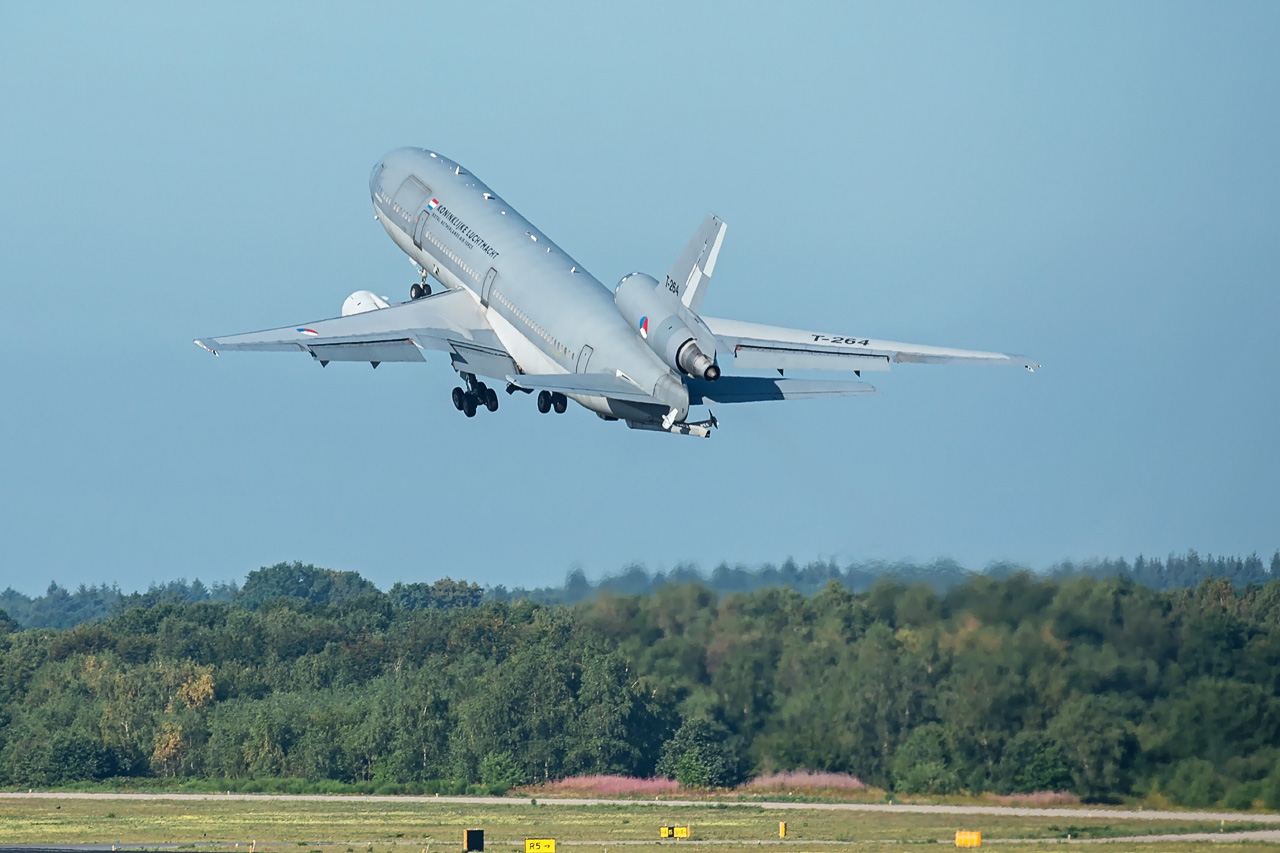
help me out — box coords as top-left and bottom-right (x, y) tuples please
(0, 565), (482, 631)
(496, 550), (1279, 604)
(3, 550), (1275, 630)
(4, 571), (1280, 808)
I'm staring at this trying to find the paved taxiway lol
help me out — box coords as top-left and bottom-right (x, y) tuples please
(2, 791), (1277, 824)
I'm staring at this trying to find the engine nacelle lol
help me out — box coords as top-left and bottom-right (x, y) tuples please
(342, 290), (391, 316)
(614, 273), (720, 381)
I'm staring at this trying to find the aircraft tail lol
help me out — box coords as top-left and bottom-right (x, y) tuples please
(665, 214), (726, 314)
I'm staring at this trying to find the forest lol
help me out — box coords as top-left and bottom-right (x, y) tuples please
(3, 558), (1280, 808)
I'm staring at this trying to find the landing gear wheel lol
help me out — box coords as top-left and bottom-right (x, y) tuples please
(537, 390), (552, 414)
(462, 393), (477, 417)
(484, 388), (499, 412)
(451, 387), (465, 410)
(552, 392), (568, 414)
(410, 283), (423, 300)
(422, 283), (432, 296)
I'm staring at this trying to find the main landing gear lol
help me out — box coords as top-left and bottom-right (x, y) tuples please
(451, 373), (498, 418)
(536, 390), (568, 415)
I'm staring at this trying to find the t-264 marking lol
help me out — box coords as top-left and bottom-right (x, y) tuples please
(811, 334), (870, 346)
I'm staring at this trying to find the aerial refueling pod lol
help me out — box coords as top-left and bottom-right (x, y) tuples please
(614, 273), (720, 381)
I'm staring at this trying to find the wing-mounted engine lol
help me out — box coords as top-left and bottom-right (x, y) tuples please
(614, 273), (720, 381)
(341, 290), (391, 316)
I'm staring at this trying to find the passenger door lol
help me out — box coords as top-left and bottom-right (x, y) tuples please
(481, 267), (498, 308)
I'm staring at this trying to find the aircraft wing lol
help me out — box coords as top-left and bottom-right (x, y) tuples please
(194, 290), (518, 380)
(703, 317), (1038, 373)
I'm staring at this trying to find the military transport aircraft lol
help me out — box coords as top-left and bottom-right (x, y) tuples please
(196, 148), (1036, 437)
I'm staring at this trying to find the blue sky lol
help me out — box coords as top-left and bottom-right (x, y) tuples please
(1, 3), (1276, 597)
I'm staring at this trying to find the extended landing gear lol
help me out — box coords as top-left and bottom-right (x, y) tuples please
(451, 374), (498, 418)
(409, 262), (432, 300)
(536, 391), (568, 415)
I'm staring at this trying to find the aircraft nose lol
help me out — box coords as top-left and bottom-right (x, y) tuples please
(369, 159), (385, 200)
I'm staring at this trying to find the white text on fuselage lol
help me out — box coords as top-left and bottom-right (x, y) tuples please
(434, 205), (499, 259)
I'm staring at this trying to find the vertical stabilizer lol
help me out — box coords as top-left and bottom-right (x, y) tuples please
(665, 214), (726, 314)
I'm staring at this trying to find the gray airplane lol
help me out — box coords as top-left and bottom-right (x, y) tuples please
(196, 148), (1036, 437)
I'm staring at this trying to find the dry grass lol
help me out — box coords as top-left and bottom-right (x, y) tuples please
(983, 791), (1082, 806)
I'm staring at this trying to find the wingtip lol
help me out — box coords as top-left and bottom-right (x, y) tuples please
(1006, 353), (1040, 372)
(194, 339), (219, 356)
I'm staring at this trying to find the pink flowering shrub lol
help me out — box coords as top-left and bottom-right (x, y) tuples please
(746, 771), (867, 790)
(535, 775), (680, 796)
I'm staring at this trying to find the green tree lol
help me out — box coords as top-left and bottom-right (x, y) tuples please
(995, 731), (1073, 793)
(1047, 695), (1139, 799)
(892, 723), (959, 794)
(479, 751), (525, 788)
(1164, 758), (1225, 807)
(389, 578), (484, 610)
(236, 562), (380, 610)
(656, 718), (742, 788)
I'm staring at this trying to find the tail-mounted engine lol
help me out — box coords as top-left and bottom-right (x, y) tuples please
(614, 273), (720, 381)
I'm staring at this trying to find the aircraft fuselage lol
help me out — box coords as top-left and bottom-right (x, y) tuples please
(369, 147), (687, 423)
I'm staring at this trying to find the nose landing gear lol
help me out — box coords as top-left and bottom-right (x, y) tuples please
(409, 261), (432, 300)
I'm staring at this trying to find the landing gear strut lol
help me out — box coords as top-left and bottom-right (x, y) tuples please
(410, 262), (432, 300)
(451, 373), (497, 418)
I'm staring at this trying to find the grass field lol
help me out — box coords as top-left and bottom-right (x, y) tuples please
(1, 796), (1277, 852)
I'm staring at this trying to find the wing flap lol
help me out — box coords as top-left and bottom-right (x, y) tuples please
(448, 341), (518, 378)
(685, 376), (877, 404)
(507, 372), (660, 405)
(309, 340), (426, 363)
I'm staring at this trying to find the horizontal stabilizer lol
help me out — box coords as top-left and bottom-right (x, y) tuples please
(506, 372), (659, 405)
(705, 316), (1038, 372)
(685, 376), (877, 404)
